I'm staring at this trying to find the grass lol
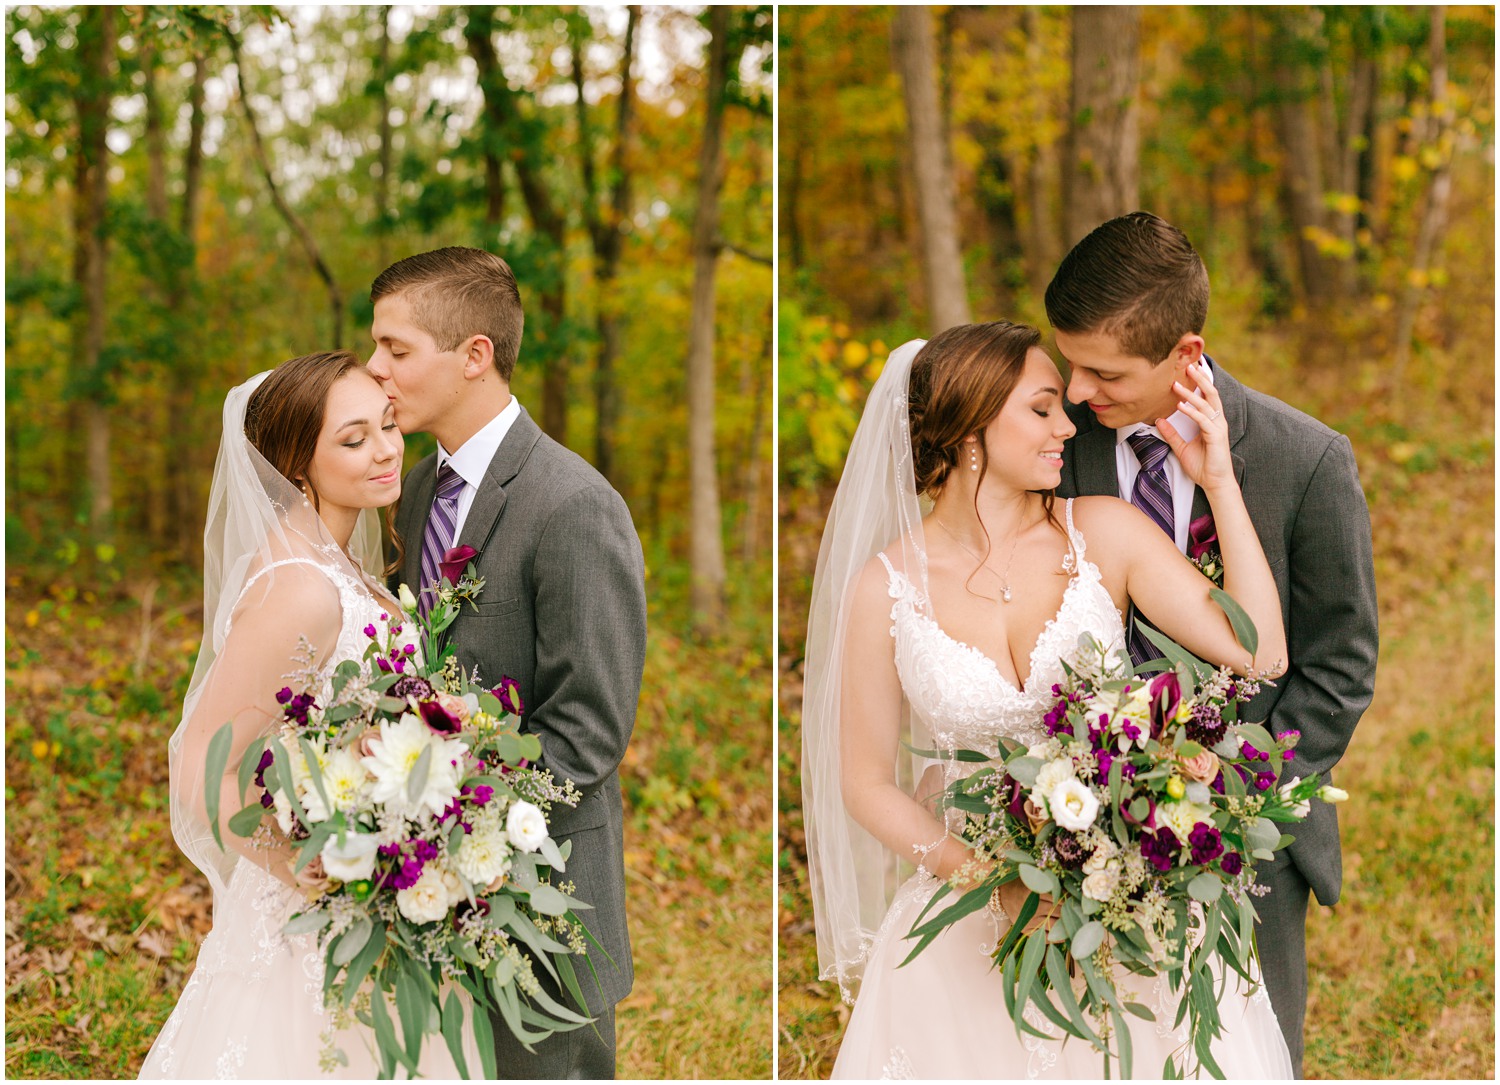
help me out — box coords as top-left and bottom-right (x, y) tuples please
(4, 559), (772, 1080)
(776, 319), (1495, 1079)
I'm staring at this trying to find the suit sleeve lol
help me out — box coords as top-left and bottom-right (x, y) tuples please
(1270, 433), (1378, 778)
(527, 483), (648, 795)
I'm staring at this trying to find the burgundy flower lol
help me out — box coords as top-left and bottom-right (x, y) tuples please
(1186, 702), (1226, 747)
(1121, 794), (1157, 831)
(439, 545), (479, 586)
(1188, 822), (1224, 866)
(363, 623), (378, 639)
(1140, 828), (1181, 873)
(1148, 671), (1181, 739)
(453, 897), (491, 930)
(1188, 514), (1219, 561)
(1220, 851), (1243, 877)
(493, 676), (525, 717)
(1053, 832), (1088, 870)
(419, 698), (463, 735)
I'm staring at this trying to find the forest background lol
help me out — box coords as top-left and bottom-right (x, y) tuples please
(5, 4), (772, 1079)
(778, 5), (1493, 1080)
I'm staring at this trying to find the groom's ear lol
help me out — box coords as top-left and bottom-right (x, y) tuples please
(461, 334), (497, 380)
(1165, 333), (1205, 374)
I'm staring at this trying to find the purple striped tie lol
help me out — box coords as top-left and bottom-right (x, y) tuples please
(1126, 432), (1174, 667)
(418, 461), (466, 619)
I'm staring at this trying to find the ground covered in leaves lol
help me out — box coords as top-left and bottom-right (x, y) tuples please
(5, 565), (772, 1079)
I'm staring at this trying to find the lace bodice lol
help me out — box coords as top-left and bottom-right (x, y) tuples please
(882, 500), (1124, 752)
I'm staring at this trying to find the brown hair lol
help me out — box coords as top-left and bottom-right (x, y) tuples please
(244, 350), (405, 574)
(1044, 211), (1210, 365)
(370, 247), (525, 380)
(908, 321), (1064, 582)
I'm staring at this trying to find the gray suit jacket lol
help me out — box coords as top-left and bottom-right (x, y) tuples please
(394, 406), (647, 1010)
(1057, 359), (1377, 907)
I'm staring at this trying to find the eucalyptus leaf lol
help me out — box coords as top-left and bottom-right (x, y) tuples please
(228, 802), (266, 838)
(203, 721), (234, 852)
(528, 883), (570, 916)
(284, 909), (331, 937)
(333, 917), (373, 966)
(1209, 587), (1259, 656)
(1186, 872), (1224, 903)
(1070, 920), (1106, 960)
(1018, 863), (1059, 897)
(440, 988), (470, 1078)
(540, 837), (567, 872)
(406, 744), (433, 807)
(1006, 756), (1042, 787)
(237, 734), (269, 806)
(1245, 818), (1281, 853)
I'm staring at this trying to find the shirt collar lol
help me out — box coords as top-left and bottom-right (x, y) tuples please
(1115, 420), (1161, 447)
(437, 395), (520, 489)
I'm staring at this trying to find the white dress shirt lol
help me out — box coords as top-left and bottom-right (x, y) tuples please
(1115, 421), (1195, 554)
(437, 395), (520, 541)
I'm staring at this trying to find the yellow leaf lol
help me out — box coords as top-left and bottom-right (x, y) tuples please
(31, 739), (48, 759)
(25, 610), (39, 628)
(832, 322), (850, 339)
(842, 340), (870, 367)
(1391, 156), (1419, 183)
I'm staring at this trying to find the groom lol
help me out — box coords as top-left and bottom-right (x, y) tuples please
(1048, 212), (1377, 1075)
(369, 246), (647, 1078)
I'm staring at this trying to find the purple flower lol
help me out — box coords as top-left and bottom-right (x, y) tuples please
(493, 676), (525, 717)
(1220, 851), (1243, 876)
(439, 545), (479, 586)
(275, 687), (294, 705)
(253, 748), (275, 790)
(282, 692), (317, 725)
(471, 785), (494, 806)
(1140, 828), (1181, 873)
(391, 675), (435, 702)
(453, 898), (491, 930)
(1121, 794), (1157, 831)
(1188, 822), (1224, 866)
(404, 643), (417, 655)
(419, 699), (462, 735)
(363, 623), (378, 639)
(1121, 721), (1142, 744)
(259, 791), (274, 809)
(1096, 751), (1114, 781)
(1254, 770), (1276, 791)
(413, 839), (438, 862)
(376, 657), (393, 674)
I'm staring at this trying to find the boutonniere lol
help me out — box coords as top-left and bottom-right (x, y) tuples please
(435, 544), (485, 610)
(1187, 513), (1223, 587)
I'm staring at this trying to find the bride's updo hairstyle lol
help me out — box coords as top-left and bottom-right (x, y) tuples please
(243, 350), (364, 513)
(907, 320), (1042, 496)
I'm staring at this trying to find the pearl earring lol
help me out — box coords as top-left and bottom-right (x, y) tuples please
(969, 444), (979, 472)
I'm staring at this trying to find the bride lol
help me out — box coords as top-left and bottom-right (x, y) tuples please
(801, 323), (1294, 1079)
(140, 353), (472, 1078)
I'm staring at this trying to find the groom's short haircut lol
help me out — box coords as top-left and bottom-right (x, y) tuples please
(371, 247), (524, 380)
(1044, 212), (1210, 366)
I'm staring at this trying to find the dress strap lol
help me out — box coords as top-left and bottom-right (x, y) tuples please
(226, 557), (345, 636)
(1062, 497), (1086, 573)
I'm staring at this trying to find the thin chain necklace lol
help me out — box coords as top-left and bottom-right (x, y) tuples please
(934, 514), (1027, 604)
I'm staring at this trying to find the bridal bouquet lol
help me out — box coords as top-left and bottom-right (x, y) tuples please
(905, 613), (1347, 1079)
(203, 555), (596, 1079)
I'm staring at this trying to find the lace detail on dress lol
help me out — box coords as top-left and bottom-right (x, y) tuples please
(880, 500), (1125, 753)
(880, 1047), (915, 1080)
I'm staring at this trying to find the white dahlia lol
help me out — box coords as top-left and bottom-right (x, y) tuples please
(361, 713), (467, 819)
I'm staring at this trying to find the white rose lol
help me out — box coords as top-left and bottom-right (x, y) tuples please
(1278, 776), (1311, 819)
(1049, 779), (1100, 831)
(1082, 863), (1121, 902)
(396, 864), (456, 925)
(1083, 836), (1119, 874)
(506, 800), (549, 853)
(398, 583), (418, 613)
(321, 831), (379, 883)
(454, 823), (513, 886)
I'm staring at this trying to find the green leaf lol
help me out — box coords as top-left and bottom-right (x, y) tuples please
(528, 883), (570, 916)
(1244, 817), (1281, 853)
(237, 734), (269, 806)
(284, 909), (331, 937)
(227, 802), (266, 838)
(539, 837), (567, 871)
(1071, 920), (1106, 960)
(1006, 756), (1043, 787)
(333, 917), (373, 966)
(1013, 931), (1047, 1034)
(394, 965), (428, 1068)
(471, 989), (498, 1078)
(378, 695), (408, 714)
(441, 987), (470, 1078)
(341, 923), (387, 1008)
(297, 735), (332, 818)
(477, 691), (504, 717)
(1122, 999), (1156, 1022)
(269, 739), (310, 828)
(323, 702), (362, 723)
(1186, 872), (1224, 903)
(368, 987), (405, 1079)
(1209, 587), (1259, 656)
(1018, 863), (1059, 896)
(203, 721), (235, 852)
(1045, 942), (1101, 1047)
(407, 744), (433, 807)
(1112, 1003), (1133, 1080)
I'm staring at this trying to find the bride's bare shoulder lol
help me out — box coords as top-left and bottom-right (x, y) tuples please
(1068, 494), (1146, 534)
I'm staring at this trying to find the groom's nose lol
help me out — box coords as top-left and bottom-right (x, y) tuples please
(1066, 371), (1094, 404)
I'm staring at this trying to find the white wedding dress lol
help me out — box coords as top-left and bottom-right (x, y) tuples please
(140, 558), (478, 1079)
(831, 502), (1292, 1080)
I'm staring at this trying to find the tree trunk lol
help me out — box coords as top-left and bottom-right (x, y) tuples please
(740, 298), (771, 567)
(1391, 7), (1451, 384)
(225, 23), (345, 346)
(73, 6), (117, 542)
(466, 7), (569, 442)
(140, 34), (171, 546)
(891, 5), (971, 333)
(1064, 5), (1141, 248)
(578, 6), (639, 486)
(1270, 9), (1333, 306)
(686, 6), (730, 636)
(1022, 6), (1061, 298)
(182, 52), (206, 243)
(376, 5), (394, 264)
(781, 13), (806, 269)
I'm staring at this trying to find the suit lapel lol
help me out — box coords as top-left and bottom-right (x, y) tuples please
(455, 406), (544, 554)
(1072, 420), (1120, 498)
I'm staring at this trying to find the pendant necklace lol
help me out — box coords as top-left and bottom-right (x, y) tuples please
(934, 515), (1025, 603)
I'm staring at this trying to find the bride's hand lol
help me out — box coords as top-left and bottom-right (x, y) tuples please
(1157, 364), (1234, 495)
(995, 878), (1052, 935)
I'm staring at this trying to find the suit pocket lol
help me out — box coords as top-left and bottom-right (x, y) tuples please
(548, 788), (609, 835)
(472, 596), (520, 618)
